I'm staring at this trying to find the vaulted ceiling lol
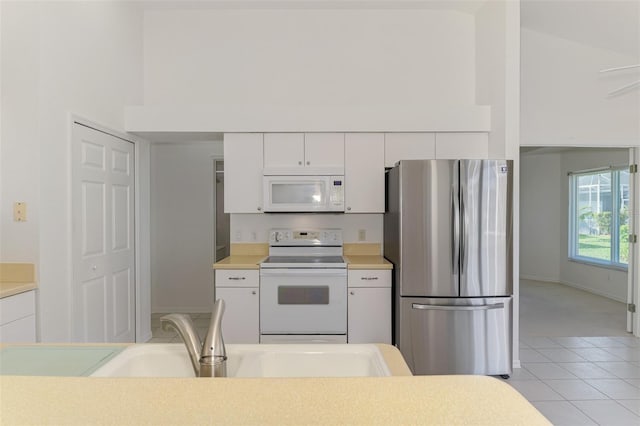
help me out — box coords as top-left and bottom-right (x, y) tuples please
(521, 0), (639, 57)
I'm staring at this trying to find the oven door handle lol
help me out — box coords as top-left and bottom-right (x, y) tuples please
(259, 268), (347, 277)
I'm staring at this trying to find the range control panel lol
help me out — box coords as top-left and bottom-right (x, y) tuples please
(268, 229), (343, 246)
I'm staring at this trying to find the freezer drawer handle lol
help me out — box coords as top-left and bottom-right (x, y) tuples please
(411, 303), (504, 311)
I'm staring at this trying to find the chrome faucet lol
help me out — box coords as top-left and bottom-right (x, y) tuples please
(160, 298), (227, 377)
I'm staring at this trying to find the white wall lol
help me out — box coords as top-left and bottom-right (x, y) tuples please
(520, 153), (562, 282)
(520, 148), (629, 302)
(143, 8), (477, 109)
(231, 214), (383, 248)
(0, 2), (145, 341)
(151, 141), (223, 313)
(521, 28), (640, 147)
(475, 0), (520, 159)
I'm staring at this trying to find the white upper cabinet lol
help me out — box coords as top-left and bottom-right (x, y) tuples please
(384, 133), (436, 167)
(263, 133), (305, 168)
(264, 133), (344, 171)
(303, 133), (344, 169)
(435, 132), (489, 159)
(344, 133), (384, 213)
(224, 133), (264, 213)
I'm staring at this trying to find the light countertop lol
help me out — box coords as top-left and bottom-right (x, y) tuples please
(0, 343), (548, 424)
(213, 255), (267, 270)
(0, 282), (37, 299)
(1, 374), (549, 425)
(213, 243), (393, 270)
(344, 255), (393, 270)
(0, 263), (37, 298)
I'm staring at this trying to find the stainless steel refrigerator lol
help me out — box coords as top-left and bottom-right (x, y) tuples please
(384, 160), (513, 376)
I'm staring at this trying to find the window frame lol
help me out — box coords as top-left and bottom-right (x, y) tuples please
(568, 167), (629, 270)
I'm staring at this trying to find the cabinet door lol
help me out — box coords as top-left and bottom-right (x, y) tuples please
(348, 287), (391, 344)
(304, 133), (344, 168)
(263, 133), (304, 169)
(435, 132), (489, 159)
(224, 133), (264, 213)
(215, 287), (259, 344)
(384, 133), (435, 167)
(344, 133), (384, 213)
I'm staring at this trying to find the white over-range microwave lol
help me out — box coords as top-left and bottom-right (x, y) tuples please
(262, 175), (345, 212)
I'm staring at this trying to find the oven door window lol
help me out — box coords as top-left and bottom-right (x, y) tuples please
(278, 286), (329, 305)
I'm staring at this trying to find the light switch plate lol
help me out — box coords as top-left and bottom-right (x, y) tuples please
(13, 202), (27, 222)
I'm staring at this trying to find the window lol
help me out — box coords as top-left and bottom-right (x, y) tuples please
(569, 167), (629, 268)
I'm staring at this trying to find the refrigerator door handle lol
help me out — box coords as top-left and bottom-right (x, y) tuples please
(451, 162), (460, 275)
(411, 303), (505, 311)
(459, 164), (466, 276)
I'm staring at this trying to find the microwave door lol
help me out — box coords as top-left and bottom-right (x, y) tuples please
(263, 176), (344, 212)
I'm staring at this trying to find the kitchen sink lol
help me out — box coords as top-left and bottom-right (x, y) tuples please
(90, 344), (391, 378)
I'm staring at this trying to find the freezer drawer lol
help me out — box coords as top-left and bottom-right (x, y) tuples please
(398, 297), (512, 376)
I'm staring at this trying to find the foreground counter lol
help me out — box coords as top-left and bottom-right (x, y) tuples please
(1, 374), (549, 425)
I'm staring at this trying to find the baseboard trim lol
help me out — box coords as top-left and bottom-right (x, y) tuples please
(520, 275), (626, 304)
(520, 274), (560, 283)
(152, 306), (212, 314)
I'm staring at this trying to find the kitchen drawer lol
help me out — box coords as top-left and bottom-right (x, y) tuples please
(215, 270), (259, 288)
(348, 270), (391, 288)
(0, 290), (36, 325)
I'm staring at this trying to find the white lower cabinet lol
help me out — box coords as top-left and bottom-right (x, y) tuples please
(0, 290), (36, 343)
(215, 270), (259, 343)
(347, 270), (391, 344)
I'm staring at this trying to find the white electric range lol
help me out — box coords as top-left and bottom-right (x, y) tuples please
(259, 229), (347, 343)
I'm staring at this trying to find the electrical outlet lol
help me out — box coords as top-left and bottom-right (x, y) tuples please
(358, 229), (366, 241)
(235, 230), (242, 241)
(13, 202), (27, 222)
(251, 231), (257, 241)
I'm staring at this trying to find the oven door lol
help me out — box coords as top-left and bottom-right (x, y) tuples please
(260, 268), (347, 334)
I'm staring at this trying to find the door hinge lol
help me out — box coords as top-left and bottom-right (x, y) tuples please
(629, 234), (638, 244)
(630, 164), (638, 173)
(628, 303), (636, 313)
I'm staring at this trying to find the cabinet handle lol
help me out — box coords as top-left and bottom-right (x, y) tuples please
(361, 277), (379, 281)
(298, 161), (302, 165)
(251, 290), (257, 295)
(257, 207), (262, 211)
(228, 277), (246, 281)
(346, 207), (351, 211)
(306, 161), (310, 165)
(350, 291), (355, 295)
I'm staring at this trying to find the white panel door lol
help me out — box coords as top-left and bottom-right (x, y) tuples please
(72, 123), (135, 343)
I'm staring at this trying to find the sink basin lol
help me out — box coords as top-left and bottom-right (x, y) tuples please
(90, 344), (391, 378)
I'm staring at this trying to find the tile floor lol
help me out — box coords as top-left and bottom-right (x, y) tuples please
(506, 335), (640, 425)
(149, 280), (640, 425)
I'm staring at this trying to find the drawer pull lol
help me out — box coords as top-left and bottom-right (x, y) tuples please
(361, 277), (379, 280)
(228, 277), (246, 281)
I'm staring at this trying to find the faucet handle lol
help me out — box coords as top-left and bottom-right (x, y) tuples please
(202, 298), (226, 359)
